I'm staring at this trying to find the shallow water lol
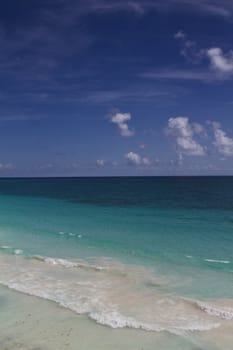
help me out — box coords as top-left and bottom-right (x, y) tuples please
(0, 177), (233, 348)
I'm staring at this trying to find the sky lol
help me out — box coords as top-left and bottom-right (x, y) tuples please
(1, 0), (233, 176)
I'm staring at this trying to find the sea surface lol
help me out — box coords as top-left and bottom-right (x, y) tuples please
(0, 177), (233, 349)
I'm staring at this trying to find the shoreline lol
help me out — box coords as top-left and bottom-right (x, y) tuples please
(1, 285), (233, 350)
(0, 286), (188, 350)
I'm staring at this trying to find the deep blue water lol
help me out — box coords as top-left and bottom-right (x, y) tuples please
(0, 176), (232, 209)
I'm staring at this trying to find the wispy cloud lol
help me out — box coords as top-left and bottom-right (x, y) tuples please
(81, 88), (170, 103)
(0, 1), (232, 87)
(78, 0), (233, 18)
(141, 69), (215, 82)
(0, 2), (92, 82)
(143, 31), (233, 83)
(174, 30), (205, 64)
(0, 163), (14, 171)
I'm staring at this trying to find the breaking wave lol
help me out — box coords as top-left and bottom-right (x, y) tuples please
(196, 301), (233, 321)
(32, 255), (107, 271)
(204, 259), (230, 264)
(0, 249), (229, 335)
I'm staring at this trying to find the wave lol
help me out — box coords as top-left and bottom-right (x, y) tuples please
(204, 259), (230, 264)
(0, 251), (226, 335)
(57, 231), (83, 238)
(0, 244), (106, 271)
(14, 249), (23, 255)
(0, 247), (232, 335)
(3, 278), (220, 335)
(0, 245), (24, 255)
(32, 255), (107, 271)
(184, 254), (231, 266)
(89, 310), (219, 333)
(196, 301), (233, 320)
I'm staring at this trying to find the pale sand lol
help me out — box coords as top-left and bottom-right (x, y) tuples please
(1, 285), (233, 350)
(0, 286), (205, 350)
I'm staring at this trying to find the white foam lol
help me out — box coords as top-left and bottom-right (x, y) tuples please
(204, 259), (230, 264)
(90, 310), (219, 333)
(68, 233), (76, 236)
(0, 245), (11, 249)
(57, 231), (82, 238)
(14, 249), (23, 255)
(2, 276), (220, 335)
(197, 301), (233, 320)
(44, 257), (79, 268)
(90, 310), (165, 331)
(0, 253), (224, 334)
(38, 256), (106, 271)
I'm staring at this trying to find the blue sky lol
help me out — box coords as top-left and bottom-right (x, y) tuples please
(1, 0), (233, 176)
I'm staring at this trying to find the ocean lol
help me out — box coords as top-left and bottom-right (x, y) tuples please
(0, 177), (233, 349)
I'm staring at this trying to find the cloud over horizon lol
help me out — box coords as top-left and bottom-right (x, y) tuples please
(125, 152), (150, 166)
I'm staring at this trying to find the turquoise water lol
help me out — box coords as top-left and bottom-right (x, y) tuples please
(0, 177), (233, 349)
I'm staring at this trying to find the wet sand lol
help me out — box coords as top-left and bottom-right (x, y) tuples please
(1, 285), (233, 350)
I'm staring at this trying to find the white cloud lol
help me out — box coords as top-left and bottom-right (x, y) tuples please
(207, 47), (233, 74)
(125, 152), (151, 166)
(166, 117), (206, 156)
(96, 159), (106, 167)
(142, 157), (150, 165)
(142, 31), (233, 82)
(174, 32), (233, 80)
(125, 152), (141, 165)
(174, 30), (186, 40)
(110, 112), (135, 137)
(211, 122), (233, 156)
(192, 122), (205, 134)
(0, 163), (14, 170)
